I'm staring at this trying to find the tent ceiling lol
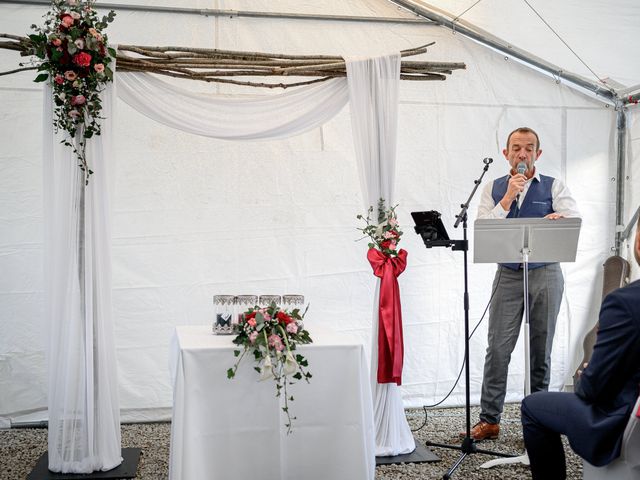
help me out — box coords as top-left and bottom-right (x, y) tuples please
(392, 0), (640, 97)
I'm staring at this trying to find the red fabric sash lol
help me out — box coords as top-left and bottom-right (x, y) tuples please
(367, 248), (407, 385)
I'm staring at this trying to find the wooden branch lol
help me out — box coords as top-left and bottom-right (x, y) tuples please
(0, 34), (465, 88)
(0, 65), (37, 76)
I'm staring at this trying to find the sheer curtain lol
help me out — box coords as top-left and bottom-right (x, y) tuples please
(44, 82), (121, 473)
(44, 52), (404, 472)
(116, 72), (349, 140)
(346, 53), (415, 456)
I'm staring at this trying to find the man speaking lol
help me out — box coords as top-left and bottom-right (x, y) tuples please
(468, 127), (581, 441)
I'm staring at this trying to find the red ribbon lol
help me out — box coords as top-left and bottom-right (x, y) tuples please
(367, 248), (408, 385)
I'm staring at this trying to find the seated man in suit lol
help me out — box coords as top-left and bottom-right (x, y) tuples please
(521, 214), (640, 479)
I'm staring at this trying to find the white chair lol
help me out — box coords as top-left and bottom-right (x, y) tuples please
(583, 395), (640, 480)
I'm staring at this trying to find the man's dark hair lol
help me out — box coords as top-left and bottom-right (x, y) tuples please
(507, 127), (541, 151)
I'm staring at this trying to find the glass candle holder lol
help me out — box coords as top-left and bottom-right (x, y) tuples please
(282, 294), (305, 309)
(259, 295), (281, 308)
(212, 295), (236, 335)
(236, 295), (259, 324)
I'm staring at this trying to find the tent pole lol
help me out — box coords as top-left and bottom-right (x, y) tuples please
(0, 0), (433, 24)
(615, 102), (627, 256)
(388, 0), (616, 103)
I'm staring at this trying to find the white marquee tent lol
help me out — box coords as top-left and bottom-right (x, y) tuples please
(1, 0), (639, 434)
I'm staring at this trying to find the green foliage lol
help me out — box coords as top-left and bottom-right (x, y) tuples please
(28, 0), (116, 184)
(356, 198), (403, 257)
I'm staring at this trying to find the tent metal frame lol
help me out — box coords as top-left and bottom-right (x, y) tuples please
(0, 0), (434, 25)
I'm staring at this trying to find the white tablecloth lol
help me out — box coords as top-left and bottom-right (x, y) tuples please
(168, 326), (375, 480)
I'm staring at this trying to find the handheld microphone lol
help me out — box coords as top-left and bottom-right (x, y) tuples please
(483, 157), (493, 165)
(514, 162), (526, 214)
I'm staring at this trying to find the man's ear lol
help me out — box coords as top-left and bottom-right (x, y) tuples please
(535, 149), (543, 160)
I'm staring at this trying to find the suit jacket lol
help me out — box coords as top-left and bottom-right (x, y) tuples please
(571, 279), (640, 465)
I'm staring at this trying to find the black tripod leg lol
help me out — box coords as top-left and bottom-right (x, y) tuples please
(443, 452), (467, 480)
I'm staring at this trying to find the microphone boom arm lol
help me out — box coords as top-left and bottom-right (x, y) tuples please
(454, 158), (492, 229)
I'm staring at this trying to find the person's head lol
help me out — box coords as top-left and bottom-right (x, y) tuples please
(503, 127), (542, 176)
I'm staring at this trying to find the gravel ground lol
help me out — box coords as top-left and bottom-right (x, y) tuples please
(0, 403), (582, 480)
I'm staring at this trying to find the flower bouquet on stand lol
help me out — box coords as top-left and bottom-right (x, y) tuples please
(227, 303), (312, 434)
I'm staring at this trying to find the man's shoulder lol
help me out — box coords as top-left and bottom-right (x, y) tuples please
(605, 280), (640, 316)
(538, 173), (556, 183)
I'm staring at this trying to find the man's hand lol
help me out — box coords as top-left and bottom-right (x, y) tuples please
(577, 362), (588, 377)
(544, 213), (565, 220)
(499, 174), (526, 211)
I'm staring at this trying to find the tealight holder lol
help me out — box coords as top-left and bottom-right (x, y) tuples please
(259, 295), (281, 308)
(236, 295), (259, 324)
(282, 294), (305, 309)
(212, 295), (236, 335)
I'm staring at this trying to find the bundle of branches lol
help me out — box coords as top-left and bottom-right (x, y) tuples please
(0, 34), (465, 88)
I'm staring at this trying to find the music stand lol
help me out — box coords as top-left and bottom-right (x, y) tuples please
(473, 217), (581, 468)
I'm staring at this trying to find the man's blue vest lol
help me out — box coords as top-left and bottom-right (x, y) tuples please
(491, 174), (555, 270)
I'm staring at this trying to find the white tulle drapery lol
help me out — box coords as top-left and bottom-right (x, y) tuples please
(43, 52), (404, 472)
(346, 54), (415, 457)
(44, 83), (122, 473)
(116, 72), (349, 140)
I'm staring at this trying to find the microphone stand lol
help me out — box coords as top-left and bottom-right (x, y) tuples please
(419, 158), (515, 479)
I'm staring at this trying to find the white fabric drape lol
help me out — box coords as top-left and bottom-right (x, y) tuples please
(44, 83), (121, 473)
(346, 54), (415, 456)
(42, 53), (404, 470)
(116, 72), (349, 140)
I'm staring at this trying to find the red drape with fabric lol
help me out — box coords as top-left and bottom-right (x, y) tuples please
(367, 248), (408, 385)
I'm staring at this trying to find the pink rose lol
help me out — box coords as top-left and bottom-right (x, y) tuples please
(286, 322), (298, 334)
(248, 331), (258, 344)
(88, 28), (103, 41)
(390, 240), (397, 250)
(268, 334), (284, 351)
(247, 318), (257, 327)
(60, 14), (74, 28)
(64, 70), (77, 81)
(71, 95), (86, 106)
(93, 63), (105, 73)
(68, 109), (81, 119)
(51, 38), (62, 47)
(72, 52), (92, 67)
(70, 11), (81, 20)
(54, 75), (64, 85)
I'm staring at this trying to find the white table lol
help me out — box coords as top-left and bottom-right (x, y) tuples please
(169, 326), (375, 480)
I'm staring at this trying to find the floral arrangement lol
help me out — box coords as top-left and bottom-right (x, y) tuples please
(28, 0), (116, 183)
(357, 198), (403, 256)
(227, 303), (312, 434)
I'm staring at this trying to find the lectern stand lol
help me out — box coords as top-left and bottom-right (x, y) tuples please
(473, 217), (581, 469)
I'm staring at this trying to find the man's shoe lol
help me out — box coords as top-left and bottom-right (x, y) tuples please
(459, 421), (500, 441)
